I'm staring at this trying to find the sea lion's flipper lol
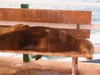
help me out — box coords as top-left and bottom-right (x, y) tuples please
(35, 55), (42, 60)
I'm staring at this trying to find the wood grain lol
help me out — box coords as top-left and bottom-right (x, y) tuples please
(0, 8), (91, 24)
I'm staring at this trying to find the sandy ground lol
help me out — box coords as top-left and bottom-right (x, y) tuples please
(0, 57), (100, 75)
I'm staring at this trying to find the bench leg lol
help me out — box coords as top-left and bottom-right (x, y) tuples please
(72, 57), (78, 75)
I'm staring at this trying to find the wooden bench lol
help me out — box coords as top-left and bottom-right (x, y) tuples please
(0, 4), (97, 75)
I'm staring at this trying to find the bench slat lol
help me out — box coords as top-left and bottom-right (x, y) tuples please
(61, 29), (90, 38)
(0, 8), (91, 24)
(0, 50), (83, 57)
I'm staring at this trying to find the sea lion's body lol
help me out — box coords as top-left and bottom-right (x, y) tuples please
(0, 26), (68, 51)
(0, 26), (94, 60)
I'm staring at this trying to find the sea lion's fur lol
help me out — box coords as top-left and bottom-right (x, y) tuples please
(0, 26), (94, 60)
(0, 24), (29, 35)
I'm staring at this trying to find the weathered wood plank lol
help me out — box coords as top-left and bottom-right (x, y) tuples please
(72, 57), (78, 75)
(61, 29), (90, 38)
(0, 8), (91, 24)
(0, 50), (83, 57)
(0, 22), (100, 30)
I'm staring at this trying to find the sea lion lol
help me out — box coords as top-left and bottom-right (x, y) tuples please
(0, 26), (94, 60)
(0, 24), (29, 35)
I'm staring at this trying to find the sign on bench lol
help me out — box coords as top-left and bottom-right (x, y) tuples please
(0, 8), (91, 24)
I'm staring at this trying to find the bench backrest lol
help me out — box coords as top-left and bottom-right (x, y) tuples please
(0, 8), (91, 38)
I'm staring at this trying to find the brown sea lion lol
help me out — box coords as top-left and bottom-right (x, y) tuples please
(0, 24), (29, 35)
(0, 26), (94, 60)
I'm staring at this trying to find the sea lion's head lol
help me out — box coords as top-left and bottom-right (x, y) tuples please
(78, 39), (94, 60)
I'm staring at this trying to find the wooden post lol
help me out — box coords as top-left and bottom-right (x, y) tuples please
(72, 57), (78, 75)
(21, 4), (30, 62)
